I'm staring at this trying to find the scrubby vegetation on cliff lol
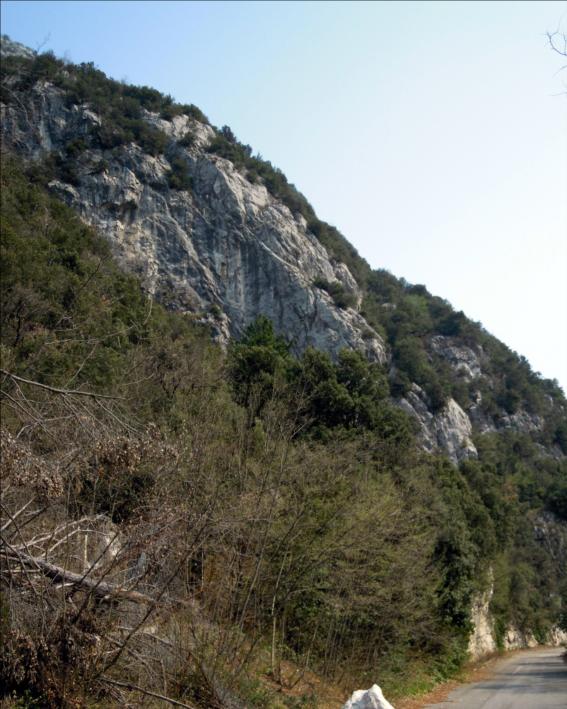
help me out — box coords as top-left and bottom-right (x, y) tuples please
(3, 44), (565, 426)
(1, 156), (566, 708)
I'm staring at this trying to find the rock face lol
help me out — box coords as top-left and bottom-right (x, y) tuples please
(501, 626), (539, 652)
(0, 77), (386, 363)
(467, 590), (565, 661)
(468, 582), (496, 660)
(342, 684), (395, 709)
(1, 37), (564, 464)
(399, 385), (477, 463)
(429, 336), (482, 382)
(0, 35), (36, 60)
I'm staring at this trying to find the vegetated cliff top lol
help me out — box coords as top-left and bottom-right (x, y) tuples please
(1, 35), (565, 459)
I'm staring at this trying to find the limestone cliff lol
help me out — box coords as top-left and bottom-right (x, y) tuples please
(1, 36), (565, 465)
(0, 41), (385, 365)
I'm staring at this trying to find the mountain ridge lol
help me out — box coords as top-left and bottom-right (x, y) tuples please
(1, 36), (564, 467)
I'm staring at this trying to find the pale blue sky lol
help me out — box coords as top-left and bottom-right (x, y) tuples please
(2, 0), (566, 391)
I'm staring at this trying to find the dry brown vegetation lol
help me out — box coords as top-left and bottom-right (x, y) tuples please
(0, 363), (434, 708)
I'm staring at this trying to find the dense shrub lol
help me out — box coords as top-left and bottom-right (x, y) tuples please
(167, 155), (193, 190)
(313, 277), (357, 309)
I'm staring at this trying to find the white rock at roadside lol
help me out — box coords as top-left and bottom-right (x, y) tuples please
(342, 683), (395, 709)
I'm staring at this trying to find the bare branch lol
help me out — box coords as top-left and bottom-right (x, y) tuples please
(6, 550), (156, 604)
(100, 677), (197, 709)
(1, 369), (126, 400)
(0, 496), (35, 533)
(547, 30), (567, 58)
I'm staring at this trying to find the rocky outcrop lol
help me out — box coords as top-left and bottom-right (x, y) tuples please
(342, 684), (395, 709)
(0, 35), (36, 60)
(468, 596), (565, 661)
(429, 336), (482, 382)
(468, 581), (496, 660)
(0, 77), (386, 363)
(398, 384), (477, 463)
(501, 626), (539, 652)
(547, 626), (567, 646)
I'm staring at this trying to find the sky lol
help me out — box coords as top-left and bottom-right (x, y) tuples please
(2, 0), (567, 391)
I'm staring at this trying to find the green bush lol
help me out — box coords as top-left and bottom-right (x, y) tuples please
(167, 155), (193, 191)
(179, 130), (196, 148)
(313, 277), (356, 309)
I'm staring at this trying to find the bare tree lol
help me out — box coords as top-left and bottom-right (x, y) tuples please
(547, 27), (567, 92)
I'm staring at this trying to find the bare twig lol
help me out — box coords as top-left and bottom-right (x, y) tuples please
(0, 496), (35, 533)
(1, 369), (125, 400)
(100, 676), (197, 709)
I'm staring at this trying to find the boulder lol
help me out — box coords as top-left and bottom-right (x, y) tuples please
(342, 684), (395, 709)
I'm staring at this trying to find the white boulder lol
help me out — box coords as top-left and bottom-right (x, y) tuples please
(342, 683), (395, 709)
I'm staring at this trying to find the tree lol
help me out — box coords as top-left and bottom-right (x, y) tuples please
(547, 28), (567, 92)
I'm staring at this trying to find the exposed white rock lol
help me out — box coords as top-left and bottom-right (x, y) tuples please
(503, 626), (539, 651)
(468, 558), (567, 659)
(547, 626), (567, 646)
(436, 398), (478, 460)
(342, 684), (395, 709)
(1, 80), (387, 363)
(0, 35), (36, 59)
(398, 385), (477, 463)
(468, 582), (496, 660)
(498, 410), (545, 433)
(468, 392), (547, 440)
(143, 109), (216, 145)
(429, 335), (482, 381)
(81, 516), (123, 572)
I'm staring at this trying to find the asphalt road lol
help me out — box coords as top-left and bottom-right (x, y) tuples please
(425, 648), (567, 708)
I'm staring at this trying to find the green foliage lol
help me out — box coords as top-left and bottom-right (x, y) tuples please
(167, 155), (193, 191)
(462, 431), (567, 637)
(312, 277), (356, 309)
(2, 50), (210, 165)
(228, 317), (403, 444)
(227, 316), (292, 422)
(178, 130), (196, 148)
(361, 267), (566, 422)
(392, 337), (449, 412)
(182, 103), (210, 123)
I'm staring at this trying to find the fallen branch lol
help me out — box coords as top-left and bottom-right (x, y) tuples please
(100, 676), (197, 708)
(5, 550), (155, 604)
(0, 369), (125, 400)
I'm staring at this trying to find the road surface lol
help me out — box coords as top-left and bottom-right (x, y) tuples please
(425, 648), (567, 708)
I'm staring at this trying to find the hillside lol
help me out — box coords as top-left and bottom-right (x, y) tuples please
(1, 36), (566, 708)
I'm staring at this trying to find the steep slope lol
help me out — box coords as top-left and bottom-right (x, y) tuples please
(2, 37), (566, 466)
(0, 38), (385, 367)
(2, 37), (565, 468)
(1, 36), (567, 708)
